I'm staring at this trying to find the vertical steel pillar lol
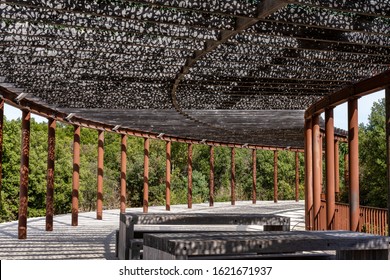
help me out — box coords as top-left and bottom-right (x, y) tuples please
(143, 138), (149, 213)
(166, 141), (171, 211)
(46, 118), (56, 231)
(120, 134), (127, 213)
(187, 143), (193, 209)
(96, 130), (104, 220)
(334, 139), (340, 201)
(231, 147), (236, 205)
(304, 118), (313, 230)
(385, 86), (390, 236)
(18, 110), (30, 239)
(209, 146), (214, 207)
(273, 150), (278, 203)
(0, 100), (4, 211)
(312, 115), (321, 230)
(295, 151), (299, 202)
(348, 98), (360, 231)
(72, 125), (80, 226)
(252, 149), (257, 204)
(325, 108), (335, 230)
(344, 153), (349, 190)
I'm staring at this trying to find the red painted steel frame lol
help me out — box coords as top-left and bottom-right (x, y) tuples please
(120, 134), (127, 213)
(72, 125), (80, 226)
(96, 130), (104, 220)
(46, 118), (56, 231)
(325, 108), (335, 230)
(143, 138), (149, 213)
(166, 141), (171, 211)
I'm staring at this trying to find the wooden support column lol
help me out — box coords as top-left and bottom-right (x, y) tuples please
(143, 138), (149, 213)
(209, 146), (214, 207)
(120, 134), (127, 213)
(312, 115), (321, 230)
(334, 139), (340, 201)
(72, 125), (80, 226)
(46, 118), (56, 231)
(385, 86), (390, 237)
(295, 151), (300, 202)
(348, 98), (360, 231)
(96, 130), (104, 220)
(273, 150), (278, 203)
(187, 143), (193, 209)
(325, 108), (336, 230)
(18, 110), (30, 239)
(0, 100), (3, 211)
(304, 118), (313, 230)
(231, 147), (236, 205)
(252, 149), (257, 204)
(166, 141), (171, 211)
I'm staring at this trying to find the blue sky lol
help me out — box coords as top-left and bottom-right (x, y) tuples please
(3, 90), (385, 130)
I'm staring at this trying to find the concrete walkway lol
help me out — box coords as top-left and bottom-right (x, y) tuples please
(0, 200), (304, 260)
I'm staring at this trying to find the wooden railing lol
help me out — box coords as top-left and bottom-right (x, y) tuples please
(319, 201), (388, 236)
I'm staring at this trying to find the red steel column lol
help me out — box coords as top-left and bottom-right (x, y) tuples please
(143, 138), (149, 213)
(348, 98), (360, 231)
(325, 108), (336, 230)
(209, 146), (214, 207)
(274, 150), (278, 203)
(120, 134), (127, 213)
(252, 149), (257, 204)
(334, 139), (340, 200)
(295, 151), (299, 202)
(187, 143), (193, 209)
(46, 118), (56, 231)
(166, 141), (171, 211)
(386, 86), (390, 237)
(312, 115), (321, 230)
(304, 118), (313, 230)
(18, 110), (30, 239)
(0, 100), (4, 212)
(72, 125), (80, 226)
(96, 130), (104, 220)
(231, 147), (236, 205)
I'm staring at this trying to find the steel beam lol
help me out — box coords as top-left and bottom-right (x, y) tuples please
(325, 108), (335, 230)
(120, 134), (127, 213)
(187, 143), (193, 209)
(231, 147), (236, 205)
(166, 141), (171, 211)
(295, 151), (300, 202)
(386, 86), (390, 237)
(348, 98), (360, 231)
(18, 110), (30, 239)
(96, 130), (104, 220)
(143, 138), (149, 213)
(46, 118), (56, 231)
(334, 139), (340, 200)
(252, 149), (257, 204)
(274, 150), (278, 203)
(0, 100), (3, 212)
(304, 118), (313, 230)
(312, 115), (321, 230)
(72, 125), (80, 226)
(209, 146), (214, 207)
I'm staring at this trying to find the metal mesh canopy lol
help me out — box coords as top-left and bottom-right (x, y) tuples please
(1, 0), (389, 148)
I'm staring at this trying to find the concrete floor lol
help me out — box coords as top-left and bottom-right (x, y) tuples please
(0, 200), (305, 260)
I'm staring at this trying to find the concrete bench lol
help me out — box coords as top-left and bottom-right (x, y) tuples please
(117, 213), (290, 260)
(143, 231), (390, 260)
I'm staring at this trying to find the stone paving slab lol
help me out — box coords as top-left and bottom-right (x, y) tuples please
(0, 200), (304, 260)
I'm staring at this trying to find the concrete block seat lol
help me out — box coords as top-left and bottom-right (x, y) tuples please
(117, 212), (291, 260)
(143, 231), (390, 260)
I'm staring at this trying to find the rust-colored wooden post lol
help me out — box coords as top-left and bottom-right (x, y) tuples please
(273, 150), (278, 203)
(96, 130), (104, 220)
(209, 146), (214, 207)
(18, 110), (30, 239)
(143, 138), (149, 213)
(386, 86), (390, 237)
(334, 139), (340, 201)
(304, 118), (313, 230)
(72, 125), (80, 226)
(312, 115), (321, 230)
(231, 147), (236, 205)
(46, 118), (56, 231)
(252, 149), (257, 204)
(295, 151), (299, 202)
(166, 141), (171, 211)
(187, 143), (193, 209)
(120, 134), (127, 213)
(325, 108), (335, 230)
(0, 100), (4, 211)
(348, 98), (360, 231)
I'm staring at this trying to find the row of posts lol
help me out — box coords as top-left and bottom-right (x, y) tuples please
(0, 101), (302, 239)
